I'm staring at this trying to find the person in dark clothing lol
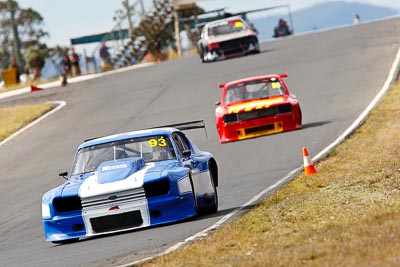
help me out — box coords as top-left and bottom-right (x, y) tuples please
(69, 48), (81, 76)
(99, 42), (112, 71)
(99, 42), (111, 64)
(60, 55), (71, 86)
(273, 18), (292, 38)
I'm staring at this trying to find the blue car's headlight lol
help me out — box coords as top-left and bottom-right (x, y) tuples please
(42, 203), (51, 219)
(178, 176), (191, 194)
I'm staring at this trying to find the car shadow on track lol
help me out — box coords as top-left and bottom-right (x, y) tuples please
(52, 205), (256, 245)
(206, 48), (276, 64)
(302, 120), (331, 129)
(258, 48), (276, 55)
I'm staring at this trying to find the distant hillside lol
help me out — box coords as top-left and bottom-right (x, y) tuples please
(250, 1), (399, 42)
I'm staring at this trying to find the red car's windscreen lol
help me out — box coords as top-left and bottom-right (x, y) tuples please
(224, 79), (285, 104)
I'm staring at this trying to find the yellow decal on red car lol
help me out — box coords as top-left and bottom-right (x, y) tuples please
(271, 82), (281, 89)
(237, 122), (284, 140)
(228, 97), (284, 114)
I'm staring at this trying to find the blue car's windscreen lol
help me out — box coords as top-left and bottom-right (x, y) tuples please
(71, 135), (176, 175)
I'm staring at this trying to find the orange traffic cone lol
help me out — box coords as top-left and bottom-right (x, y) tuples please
(303, 147), (317, 176)
(30, 84), (43, 92)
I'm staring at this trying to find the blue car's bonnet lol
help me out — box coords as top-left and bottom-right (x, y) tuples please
(97, 157), (145, 184)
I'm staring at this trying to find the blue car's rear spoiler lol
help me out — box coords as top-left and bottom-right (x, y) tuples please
(156, 120), (205, 131)
(156, 120), (207, 138)
(84, 120), (207, 142)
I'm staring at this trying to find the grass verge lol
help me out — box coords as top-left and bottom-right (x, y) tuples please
(138, 80), (400, 267)
(0, 103), (54, 142)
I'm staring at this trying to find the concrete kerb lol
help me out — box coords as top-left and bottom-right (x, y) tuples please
(0, 62), (155, 100)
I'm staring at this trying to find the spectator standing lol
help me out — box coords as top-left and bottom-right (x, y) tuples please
(354, 14), (360, 25)
(60, 55), (71, 86)
(99, 42), (112, 71)
(69, 48), (81, 76)
(273, 18), (292, 38)
(20, 66), (30, 83)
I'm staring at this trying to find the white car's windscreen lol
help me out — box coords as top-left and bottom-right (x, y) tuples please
(208, 19), (246, 36)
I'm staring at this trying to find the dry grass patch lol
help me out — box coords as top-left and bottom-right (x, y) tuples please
(0, 103), (54, 141)
(139, 81), (400, 267)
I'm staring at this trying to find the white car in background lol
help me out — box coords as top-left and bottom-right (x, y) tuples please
(197, 16), (260, 62)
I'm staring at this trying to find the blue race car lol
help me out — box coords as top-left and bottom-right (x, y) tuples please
(41, 121), (218, 244)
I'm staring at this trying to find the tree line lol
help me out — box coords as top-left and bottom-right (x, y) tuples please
(0, 1), (69, 79)
(0, 0), (206, 80)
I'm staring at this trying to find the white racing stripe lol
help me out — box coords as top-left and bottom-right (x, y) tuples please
(79, 163), (154, 198)
(119, 45), (400, 267)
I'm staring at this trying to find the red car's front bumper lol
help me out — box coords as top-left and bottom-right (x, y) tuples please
(217, 112), (302, 143)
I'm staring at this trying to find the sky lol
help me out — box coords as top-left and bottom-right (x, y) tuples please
(15, 0), (400, 51)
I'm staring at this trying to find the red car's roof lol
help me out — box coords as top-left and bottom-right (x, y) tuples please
(220, 73), (288, 89)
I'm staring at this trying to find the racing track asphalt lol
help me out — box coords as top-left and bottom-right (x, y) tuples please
(0, 17), (399, 267)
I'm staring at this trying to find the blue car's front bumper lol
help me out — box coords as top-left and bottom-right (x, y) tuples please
(43, 192), (197, 242)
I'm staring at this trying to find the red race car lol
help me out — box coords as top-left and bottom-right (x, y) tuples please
(215, 73), (302, 143)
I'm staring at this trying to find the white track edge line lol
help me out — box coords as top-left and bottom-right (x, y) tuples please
(313, 45), (400, 163)
(120, 45), (400, 267)
(0, 100), (66, 147)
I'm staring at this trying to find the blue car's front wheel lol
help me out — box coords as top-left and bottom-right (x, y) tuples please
(199, 186), (218, 215)
(189, 173), (199, 214)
